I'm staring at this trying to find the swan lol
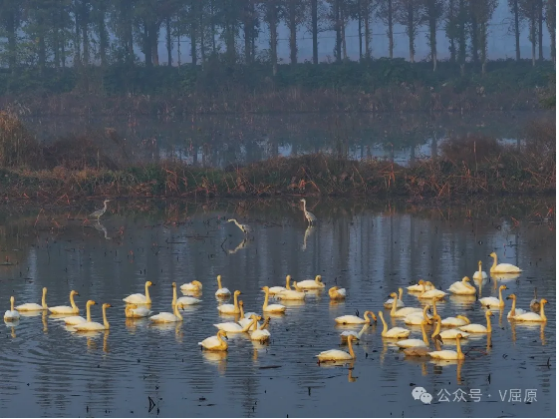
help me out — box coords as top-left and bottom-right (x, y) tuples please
(123, 281), (153, 304)
(74, 303), (111, 331)
(396, 319), (430, 348)
(404, 304), (433, 325)
(180, 280), (203, 293)
(214, 314), (260, 333)
(250, 317), (271, 342)
(268, 275), (291, 295)
(448, 277), (476, 295)
(512, 299), (547, 322)
(49, 290), (80, 315)
(418, 282), (447, 300)
(407, 280), (433, 292)
(489, 252), (522, 273)
(198, 330), (228, 351)
(529, 288), (541, 313)
(150, 302), (183, 324)
(4, 296), (20, 321)
(431, 315), (470, 339)
(428, 334), (466, 360)
(296, 275), (325, 290)
(384, 288), (404, 309)
(316, 334), (356, 362)
(335, 310), (376, 325)
(329, 286), (346, 300)
(217, 290), (242, 314)
(340, 323), (369, 343)
(403, 334), (443, 356)
(479, 285), (507, 308)
(172, 281), (202, 306)
(15, 287), (48, 311)
(125, 303), (152, 318)
(473, 261), (488, 280)
(378, 311), (411, 338)
(215, 275), (231, 298)
(64, 300), (96, 325)
(506, 294), (528, 319)
(390, 293), (422, 317)
(237, 301), (260, 328)
(459, 310), (493, 333)
(262, 286), (286, 313)
(441, 315), (470, 327)
(276, 281), (306, 301)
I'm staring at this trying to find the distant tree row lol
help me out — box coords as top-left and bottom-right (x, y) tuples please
(0, 0), (555, 76)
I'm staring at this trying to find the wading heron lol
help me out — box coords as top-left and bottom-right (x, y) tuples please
(300, 199), (317, 225)
(89, 199), (111, 220)
(227, 219), (251, 235)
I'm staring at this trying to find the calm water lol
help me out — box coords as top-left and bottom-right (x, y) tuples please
(0, 199), (555, 417)
(24, 111), (552, 167)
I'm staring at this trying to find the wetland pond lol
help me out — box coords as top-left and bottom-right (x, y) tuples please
(0, 199), (555, 417)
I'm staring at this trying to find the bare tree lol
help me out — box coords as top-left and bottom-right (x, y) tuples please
(508, 0), (522, 60)
(260, 0), (281, 75)
(377, 0), (395, 58)
(395, 0), (423, 62)
(470, 0), (498, 74)
(519, 0), (539, 66)
(546, 0), (555, 66)
(422, 0), (444, 70)
(283, 0), (307, 64)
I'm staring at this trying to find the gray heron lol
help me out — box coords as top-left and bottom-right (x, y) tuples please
(227, 219), (251, 235)
(89, 199), (111, 220)
(300, 199), (317, 225)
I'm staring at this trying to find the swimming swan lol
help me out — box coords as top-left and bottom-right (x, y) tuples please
(448, 277), (476, 295)
(506, 294), (528, 319)
(441, 315), (470, 327)
(123, 281), (153, 304)
(250, 316), (271, 342)
(479, 285), (507, 308)
(329, 286), (347, 300)
(404, 304), (433, 325)
(217, 290), (242, 314)
(237, 301), (261, 328)
(378, 311), (411, 338)
(64, 300), (96, 325)
(276, 277), (306, 300)
(262, 287), (286, 313)
(316, 334), (356, 362)
(16, 287), (48, 311)
(74, 303), (111, 331)
(214, 314), (260, 333)
(403, 334), (443, 356)
(407, 280), (433, 292)
(473, 261), (488, 280)
(459, 310), (493, 333)
(296, 275), (325, 290)
(396, 319), (431, 348)
(4, 296), (20, 321)
(268, 275), (291, 295)
(489, 252), (522, 273)
(418, 282), (447, 300)
(125, 303), (152, 318)
(384, 288), (404, 309)
(215, 275), (231, 298)
(335, 310), (376, 325)
(180, 280), (203, 293)
(340, 323), (369, 343)
(172, 281), (202, 306)
(428, 334), (466, 360)
(198, 330), (228, 351)
(150, 286), (184, 323)
(431, 315), (470, 339)
(49, 290), (80, 315)
(512, 299), (547, 322)
(390, 293), (422, 317)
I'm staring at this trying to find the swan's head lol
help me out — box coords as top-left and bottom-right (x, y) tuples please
(250, 314), (262, 321)
(315, 275), (322, 283)
(217, 330), (228, 339)
(398, 287), (403, 293)
(364, 310), (377, 322)
(485, 310), (494, 317)
(455, 333), (463, 340)
(261, 286), (269, 292)
(234, 290), (242, 297)
(506, 293), (516, 300)
(146, 281), (154, 287)
(422, 319), (432, 326)
(192, 280), (202, 288)
(346, 334), (355, 342)
(489, 252), (497, 258)
(462, 276), (470, 283)
(102, 303), (111, 309)
(42, 287), (47, 294)
(390, 292), (398, 298)
(286, 274), (291, 282)
(71, 290), (79, 297)
(433, 334), (443, 342)
(418, 279), (425, 285)
(499, 285), (508, 291)
(329, 286), (340, 296)
(425, 281), (434, 287)
(10, 296), (14, 304)
(171, 282), (177, 288)
(540, 298), (548, 306)
(457, 315), (469, 321)
(478, 260), (482, 267)
(86, 300), (96, 307)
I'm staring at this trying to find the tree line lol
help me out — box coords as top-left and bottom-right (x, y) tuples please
(0, 0), (555, 77)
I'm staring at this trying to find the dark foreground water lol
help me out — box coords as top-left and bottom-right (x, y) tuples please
(0, 199), (555, 417)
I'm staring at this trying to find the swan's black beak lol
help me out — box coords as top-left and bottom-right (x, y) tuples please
(506, 295), (511, 300)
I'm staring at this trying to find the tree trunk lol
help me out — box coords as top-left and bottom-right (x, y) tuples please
(429, 15), (437, 70)
(82, 14), (89, 65)
(210, 0), (217, 54)
(289, 2), (297, 64)
(358, 0), (363, 61)
(268, 3), (278, 75)
(470, 14), (478, 63)
(244, 2), (252, 64)
(364, 0), (372, 59)
(200, 10), (206, 62)
(457, 0), (466, 69)
(388, 0), (394, 58)
(99, 15), (108, 67)
(407, 3), (415, 62)
(190, 19), (197, 66)
(6, 11), (16, 72)
(152, 24), (159, 66)
(341, 6), (347, 59)
(480, 23), (487, 74)
(538, 0), (543, 60)
(513, 0), (520, 60)
(311, 0), (318, 64)
(335, 0), (342, 61)
(166, 17), (172, 66)
(531, 15), (536, 66)
(143, 23), (152, 67)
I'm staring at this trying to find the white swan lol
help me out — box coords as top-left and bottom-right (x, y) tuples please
(459, 310), (493, 333)
(512, 299), (547, 322)
(340, 323), (369, 343)
(316, 334), (356, 362)
(431, 315), (470, 339)
(170, 281), (202, 306)
(428, 334), (466, 360)
(215, 275), (231, 298)
(396, 319), (431, 348)
(262, 286), (286, 313)
(15, 287), (48, 311)
(275, 281), (306, 301)
(489, 252), (522, 273)
(390, 293), (422, 317)
(64, 300), (96, 325)
(441, 315), (470, 327)
(404, 304), (433, 325)
(407, 280), (433, 292)
(123, 281), (153, 304)
(506, 294), (528, 319)
(49, 290), (80, 315)
(214, 314), (259, 333)
(268, 275), (291, 295)
(74, 303), (111, 331)
(448, 276), (476, 295)
(237, 301), (261, 328)
(479, 285), (507, 308)
(329, 286), (346, 300)
(249, 317), (271, 342)
(472, 261), (488, 280)
(125, 303), (152, 318)
(217, 290), (241, 314)
(296, 275), (325, 290)
(4, 296), (20, 321)
(378, 311), (411, 338)
(418, 282), (447, 300)
(198, 330), (228, 351)
(180, 280), (203, 293)
(150, 302), (183, 324)
(335, 310), (376, 325)
(384, 288), (404, 309)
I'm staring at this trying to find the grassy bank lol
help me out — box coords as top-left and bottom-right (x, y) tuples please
(0, 111), (554, 202)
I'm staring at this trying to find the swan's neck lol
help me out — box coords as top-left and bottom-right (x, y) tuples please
(86, 304), (92, 322)
(357, 324), (368, 338)
(510, 297), (516, 315)
(233, 293), (239, 311)
(172, 286), (177, 306)
(217, 276), (222, 289)
(398, 289), (403, 301)
(263, 290), (269, 309)
(363, 312), (370, 323)
(421, 283), (426, 295)
(428, 303), (435, 318)
(286, 277), (291, 290)
(486, 313), (492, 333)
(10, 299), (14, 312)
(479, 264), (482, 275)
(70, 293), (77, 310)
(243, 318), (256, 332)
(145, 283), (151, 303)
(252, 318), (259, 331)
(540, 304), (546, 321)
(239, 304), (245, 319)
(491, 255), (498, 270)
(173, 303), (183, 320)
(379, 313), (388, 334)
(390, 296), (397, 315)
(420, 322), (428, 344)
(42, 289), (47, 308)
(347, 337), (355, 358)
(102, 307), (110, 329)
(217, 333), (226, 347)
(498, 288), (504, 305)
(431, 317), (441, 338)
